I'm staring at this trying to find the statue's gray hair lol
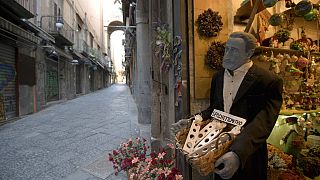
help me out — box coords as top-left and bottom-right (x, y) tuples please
(229, 32), (257, 53)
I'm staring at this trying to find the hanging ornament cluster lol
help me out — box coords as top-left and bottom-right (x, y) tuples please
(274, 29), (291, 46)
(263, 0), (278, 8)
(205, 41), (225, 69)
(271, 0), (320, 24)
(196, 9), (223, 38)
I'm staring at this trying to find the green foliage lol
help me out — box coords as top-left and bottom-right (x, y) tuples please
(154, 24), (173, 71)
(89, 48), (102, 61)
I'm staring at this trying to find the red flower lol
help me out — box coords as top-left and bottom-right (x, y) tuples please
(157, 173), (165, 180)
(166, 173), (176, 180)
(171, 167), (179, 174)
(113, 150), (119, 156)
(151, 159), (157, 166)
(165, 159), (173, 164)
(109, 156), (113, 161)
(150, 152), (156, 158)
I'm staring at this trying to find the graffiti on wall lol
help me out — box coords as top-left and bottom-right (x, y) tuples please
(0, 63), (16, 120)
(0, 64), (16, 91)
(46, 71), (59, 101)
(0, 94), (5, 122)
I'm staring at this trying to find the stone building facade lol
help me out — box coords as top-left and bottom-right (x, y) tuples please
(0, 0), (111, 123)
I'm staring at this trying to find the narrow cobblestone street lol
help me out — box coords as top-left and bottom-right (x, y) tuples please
(0, 84), (151, 180)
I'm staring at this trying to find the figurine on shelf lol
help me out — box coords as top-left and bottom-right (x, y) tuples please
(280, 116), (305, 158)
(274, 29), (291, 46)
(285, 0), (296, 8)
(269, 51), (282, 74)
(285, 63), (303, 76)
(295, 56), (309, 71)
(297, 28), (313, 51)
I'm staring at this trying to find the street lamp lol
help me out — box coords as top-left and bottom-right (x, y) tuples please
(39, 15), (64, 29)
(55, 17), (64, 29)
(71, 59), (79, 65)
(92, 64), (97, 71)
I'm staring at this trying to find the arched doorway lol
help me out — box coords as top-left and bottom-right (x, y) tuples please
(105, 21), (126, 84)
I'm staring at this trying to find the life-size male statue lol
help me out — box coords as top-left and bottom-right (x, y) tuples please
(172, 32), (283, 179)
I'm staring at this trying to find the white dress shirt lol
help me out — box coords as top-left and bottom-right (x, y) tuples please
(223, 61), (253, 113)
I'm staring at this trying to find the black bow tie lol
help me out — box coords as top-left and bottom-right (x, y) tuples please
(227, 69), (234, 76)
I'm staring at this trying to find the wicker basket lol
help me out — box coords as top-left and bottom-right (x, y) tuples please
(267, 168), (282, 180)
(175, 122), (235, 176)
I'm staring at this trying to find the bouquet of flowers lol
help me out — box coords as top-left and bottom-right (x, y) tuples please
(128, 143), (183, 180)
(108, 137), (147, 175)
(267, 144), (293, 170)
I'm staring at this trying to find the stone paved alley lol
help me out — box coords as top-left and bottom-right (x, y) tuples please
(0, 84), (151, 180)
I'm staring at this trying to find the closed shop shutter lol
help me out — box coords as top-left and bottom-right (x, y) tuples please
(0, 42), (17, 120)
(76, 65), (81, 94)
(46, 59), (59, 101)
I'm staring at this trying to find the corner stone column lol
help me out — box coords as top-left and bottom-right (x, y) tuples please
(136, 0), (151, 124)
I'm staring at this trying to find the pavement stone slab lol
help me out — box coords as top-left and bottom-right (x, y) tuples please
(82, 155), (114, 179)
(42, 160), (78, 179)
(106, 171), (128, 180)
(63, 169), (102, 180)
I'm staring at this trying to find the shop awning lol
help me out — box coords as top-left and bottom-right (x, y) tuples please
(55, 47), (72, 60)
(96, 61), (105, 69)
(0, 0), (34, 19)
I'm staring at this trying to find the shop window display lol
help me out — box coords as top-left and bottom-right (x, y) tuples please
(233, 0), (320, 179)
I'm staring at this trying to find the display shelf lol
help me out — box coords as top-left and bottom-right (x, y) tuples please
(254, 46), (320, 57)
(280, 109), (320, 116)
(254, 46), (305, 56)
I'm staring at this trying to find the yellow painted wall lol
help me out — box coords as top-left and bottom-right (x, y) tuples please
(193, 0), (230, 99)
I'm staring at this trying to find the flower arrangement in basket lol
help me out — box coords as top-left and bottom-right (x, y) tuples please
(175, 109), (246, 176)
(267, 144), (305, 180)
(128, 143), (183, 180)
(108, 137), (147, 175)
(109, 137), (183, 179)
(267, 143), (293, 180)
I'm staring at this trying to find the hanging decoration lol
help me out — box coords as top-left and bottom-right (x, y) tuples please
(154, 24), (173, 71)
(303, 9), (319, 21)
(195, 8), (223, 38)
(263, 0), (278, 8)
(294, 0), (313, 17)
(205, 41), (225, 69)
(274, 29), (291, 46)
(173, 36), (183, 107)
(269, 13), (286, 26)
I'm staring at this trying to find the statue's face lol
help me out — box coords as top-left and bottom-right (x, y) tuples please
(222, 37), (249, 71)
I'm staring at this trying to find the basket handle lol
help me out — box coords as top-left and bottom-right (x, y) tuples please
(215, 132), (234, 149)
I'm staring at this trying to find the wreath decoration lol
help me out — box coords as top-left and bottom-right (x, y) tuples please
(196, 9), (223, 38)
(205, 41), (226, 69)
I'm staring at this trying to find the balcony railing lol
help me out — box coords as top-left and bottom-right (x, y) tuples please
(14, 0), (34, 15)
(82, 40), (89, 55)
(40, 16), (74, 46)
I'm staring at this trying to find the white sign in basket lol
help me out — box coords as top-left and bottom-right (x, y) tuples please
(211, 109), (246, 127)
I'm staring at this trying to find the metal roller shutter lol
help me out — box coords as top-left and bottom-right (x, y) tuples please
(46, 59), (59, 101)
(76, 64), (81, 94)
(0, 42), (16, 121)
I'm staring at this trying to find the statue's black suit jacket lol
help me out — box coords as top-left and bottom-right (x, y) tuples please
(202, 64), (283, 180)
